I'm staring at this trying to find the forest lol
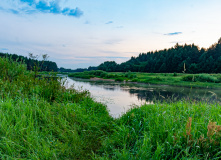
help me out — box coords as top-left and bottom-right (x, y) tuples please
(98, 38), (221, 73)
(0, 52), (58, 72)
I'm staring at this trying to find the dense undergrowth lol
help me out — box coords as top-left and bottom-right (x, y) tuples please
(69, 70), (221, 88)
(1, 57), (221, 159)
(0, 57), (113, 159)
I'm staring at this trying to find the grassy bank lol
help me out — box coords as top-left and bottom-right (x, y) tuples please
(69, 71), (221, 88)
(1, 57), (221, 159)
(96, 101), (221, 159)
(0, 57), (113, 159)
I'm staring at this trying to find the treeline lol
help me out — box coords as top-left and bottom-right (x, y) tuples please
(98, 38), (221, 73)
(0, 52), (58, 72)
(59, 66), (98, 73)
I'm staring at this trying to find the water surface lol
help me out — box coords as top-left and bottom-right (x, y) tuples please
(64, 77), (221, 117)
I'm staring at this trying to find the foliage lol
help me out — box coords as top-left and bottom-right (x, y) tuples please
(182, 74), (219, 83)
(0, 52), (58, 72)
(115, 77), (124, 82)
(96, 101), (221, 159)
(2, 57), (221, 159)
(97, 38), (221, 73)
(0, 57), (113, 159)
(69, 71), (221, 88)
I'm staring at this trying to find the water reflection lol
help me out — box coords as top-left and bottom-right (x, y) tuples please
(64, 77), (221, 117)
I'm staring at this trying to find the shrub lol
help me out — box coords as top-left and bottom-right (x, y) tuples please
(154, 76), (163, 81)
(100, 72), (107, 78)
(131, 78), (138, 82)
(94, 70), (107, 76)
(115, 78), (124, 82)
(106, 74), (116, 78)
(182, 74), (219, 83)
(0, 57), (27, 81)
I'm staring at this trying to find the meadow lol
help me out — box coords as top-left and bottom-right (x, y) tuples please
(1, 57), (221, 159)
(69, 70), (221, 88)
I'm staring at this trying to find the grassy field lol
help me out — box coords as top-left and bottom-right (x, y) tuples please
(1, 57), (221, 159)
(69, 71), (221, 88)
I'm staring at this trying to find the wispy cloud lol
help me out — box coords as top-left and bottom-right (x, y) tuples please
(116, 26), (124, 29)
(104, 39), (122, 45)
(4, 0), (83, 17)
(164, 32), (182, 36)
(9, 9), (19, 14)
(0, 48), (9, 51)
(74, 56), (129, 59)
(105, 21), (113, 24)
(170, 41), (184, 44)
(84, 20), (90, 24)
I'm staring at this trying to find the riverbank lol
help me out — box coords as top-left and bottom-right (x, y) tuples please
(68, 71), (221, 89)
(1, 57), (221, 159)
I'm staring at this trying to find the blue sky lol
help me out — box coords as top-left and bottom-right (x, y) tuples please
(1, 0), (221, 69)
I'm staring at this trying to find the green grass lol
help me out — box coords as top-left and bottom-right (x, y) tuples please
(68, 71), (221, 88)
(1, 57), (221, 159)
(96, 101), (221, 159)
(0, 57), (113, 159)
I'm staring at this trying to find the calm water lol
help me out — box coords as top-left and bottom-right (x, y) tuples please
(63, 76), (221, 117)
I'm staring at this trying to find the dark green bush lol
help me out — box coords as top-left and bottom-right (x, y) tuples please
(115, 78), (124, 82)
(131, 78), (138, 82)
(94, 70), (107, 76)
(106, 74), (116, 78)
(182, 74), (219, 83)
(100, 72), (108, 78)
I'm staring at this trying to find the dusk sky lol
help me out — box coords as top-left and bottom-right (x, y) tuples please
(1, 0), (221, 69)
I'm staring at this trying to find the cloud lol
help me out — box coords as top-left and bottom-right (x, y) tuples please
(0, 48), (9, 51)
(104, 39), (122, 45)
(6, 0), (83, 17)
(74, 56), (129, 59)
(170, 41), (182, 43)
(164, 32), (182, 36)
(84, 20), (90, 24)
(116, 26), (124, 29)
(9, 9), (20, 14)
(105, 21), (113, 24)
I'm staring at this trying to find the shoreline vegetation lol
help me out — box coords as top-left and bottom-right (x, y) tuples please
(68, 70), (221, 89)
(1, 57), (221, 159)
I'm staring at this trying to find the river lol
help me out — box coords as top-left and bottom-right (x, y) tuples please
(62, 76), (221, 117)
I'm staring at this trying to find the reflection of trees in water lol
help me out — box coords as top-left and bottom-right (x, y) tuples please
(125, 88), (221, 103)
(87, 81), (120, 91)
(72, 79), (221, 103)
(124, 88), (185, 102)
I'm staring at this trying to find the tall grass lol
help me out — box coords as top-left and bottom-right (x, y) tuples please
(1, 57), (221, 159)
(97, 101), (221, 159)
(0, 57), (113, 159)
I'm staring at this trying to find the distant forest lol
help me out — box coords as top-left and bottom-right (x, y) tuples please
(98, 38), (221, 73)
(0, 52), (58, 72)
(59, 66), (97, 73)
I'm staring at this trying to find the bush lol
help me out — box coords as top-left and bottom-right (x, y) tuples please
(154, 76), (163, 81)
(100, 72), (107, 78)
(106, 74), (116, 78)
(115, 78), (124, 82)
(131, 78), (138, 82)
(94, 70), (107, 76)
(0, 57), (27, 81)
(182, 74), (219, 83)
(129, 74), (137, 79)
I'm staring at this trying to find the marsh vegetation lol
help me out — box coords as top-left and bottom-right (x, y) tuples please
(69, 70), (221, 88)
(1, 57), (221, 159)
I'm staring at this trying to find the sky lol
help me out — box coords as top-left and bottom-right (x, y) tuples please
(1, 0), (221, 69)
